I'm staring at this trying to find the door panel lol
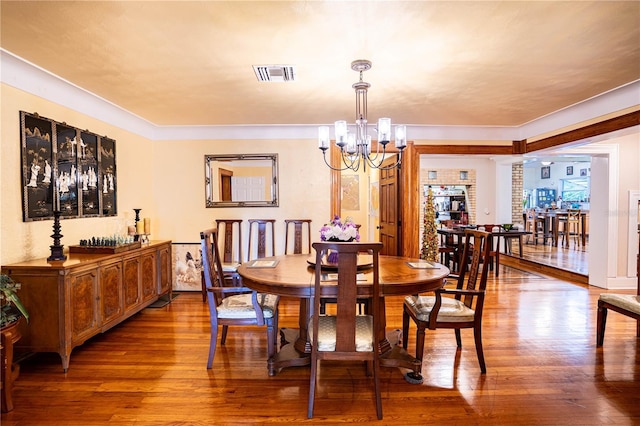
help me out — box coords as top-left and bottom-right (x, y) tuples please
(379, 156), (400, 255)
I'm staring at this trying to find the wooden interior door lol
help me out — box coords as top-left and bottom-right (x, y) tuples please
(219, 168), (233, 201)
(378, 156), (401, 255)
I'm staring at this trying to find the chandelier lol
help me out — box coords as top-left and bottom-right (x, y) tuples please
(318, 59), (407, 171)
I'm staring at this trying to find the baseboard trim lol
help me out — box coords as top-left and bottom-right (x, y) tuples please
(501, 254), (588, 285)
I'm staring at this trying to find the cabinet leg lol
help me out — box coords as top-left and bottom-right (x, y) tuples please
(1, 323), (21, 413)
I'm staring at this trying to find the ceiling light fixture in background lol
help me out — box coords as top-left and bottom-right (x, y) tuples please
(318, 59), (406, 171)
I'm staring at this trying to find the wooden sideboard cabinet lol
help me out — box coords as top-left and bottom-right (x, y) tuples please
(1, 240), (172, 371)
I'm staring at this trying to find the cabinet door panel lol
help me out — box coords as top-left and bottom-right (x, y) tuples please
(141, 252), (156, 301)
(123, 257), (141, 311)
(69, 270), (98, 343)
(158, 245), (171, 294)
(100, 262), (123, 324)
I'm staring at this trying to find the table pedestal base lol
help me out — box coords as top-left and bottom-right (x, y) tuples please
(269, 327), (422, 381)
(268, 328), (310, 376)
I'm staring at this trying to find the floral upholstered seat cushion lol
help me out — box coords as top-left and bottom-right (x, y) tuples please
(309, 315), (374, 352)
(599, 294), (640, 315)
(404, 295), (475, 323)
(217, 293), (278, 319)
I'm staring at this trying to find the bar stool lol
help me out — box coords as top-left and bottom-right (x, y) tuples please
(523, 209), (537, 243)
(532, 210), (547, 245)
(563, 209), (582, 248)
(284, 219), (312, 254)
(248, 219), (276, 260)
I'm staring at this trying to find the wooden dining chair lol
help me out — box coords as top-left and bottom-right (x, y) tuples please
(402, 229), (492, 374)
(200, 228), (279, 369)
(284, 219), (312, 254)
(247, 219), (276, 260)
(308, 241), (383, 420)
(207, 219), (243, 303)
(215, 219), (243, 264)
(479, 225), (498, 274)
(438, 223), (457, 271)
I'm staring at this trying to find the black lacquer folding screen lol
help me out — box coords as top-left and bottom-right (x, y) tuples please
(20, 111), (117, 221)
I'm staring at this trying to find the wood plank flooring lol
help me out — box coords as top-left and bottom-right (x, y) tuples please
(2, 264), (639, 425)
(510, 236), (588, 275)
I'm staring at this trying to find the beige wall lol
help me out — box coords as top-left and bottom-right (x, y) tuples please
(606, 134), (640, 277)
(1, 84), (155, 264)
(152, 139), (330, 260)
(340, 165), (370, 241)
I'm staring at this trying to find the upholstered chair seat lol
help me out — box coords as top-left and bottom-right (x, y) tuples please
(218, 293), (278, 319)
(598, 294), (640, 315)
(596, 292), (640, 346)
(404, 295), (476, 323)
(309, 315), (374, 352)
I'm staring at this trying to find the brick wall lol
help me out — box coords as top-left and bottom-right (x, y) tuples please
(421, 168), (477, 224)
(511, 163), (524, 225)
(419, 169), (477, 250)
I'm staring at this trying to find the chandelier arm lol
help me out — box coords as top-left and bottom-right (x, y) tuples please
(376, 151), (404, 170)
(362, 140), (387, 164)
(363, 146), (405, 170)
(322, 149), (356, 172)
(340, 150), (361, 172)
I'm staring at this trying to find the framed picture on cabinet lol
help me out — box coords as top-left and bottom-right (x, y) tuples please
(541, 166), (551, 179)
(172, 243), (203, 291)
(566, 166), (573, 176)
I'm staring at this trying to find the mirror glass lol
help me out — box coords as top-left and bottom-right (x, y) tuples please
(205, 154), (279, 207)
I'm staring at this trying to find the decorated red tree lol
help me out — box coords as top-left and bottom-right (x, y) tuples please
(420, 186), (439, 262)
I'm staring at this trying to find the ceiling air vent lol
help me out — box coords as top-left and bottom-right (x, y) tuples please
(253, 65), (296, 82)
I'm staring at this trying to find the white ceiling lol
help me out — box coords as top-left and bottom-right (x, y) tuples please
(1, 1), (639, 131)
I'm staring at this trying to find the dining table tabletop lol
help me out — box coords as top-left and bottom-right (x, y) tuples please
(237, 253), (450, 378)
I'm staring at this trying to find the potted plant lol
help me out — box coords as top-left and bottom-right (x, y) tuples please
(1, 274), (29, 328)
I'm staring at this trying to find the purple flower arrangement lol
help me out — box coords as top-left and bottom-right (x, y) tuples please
(319, 215), (360, 242)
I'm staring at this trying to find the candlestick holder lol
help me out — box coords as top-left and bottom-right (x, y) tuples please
(47, 210), (67, 261)
(133, 208), (142, 241)
(133, 208), (142, 227)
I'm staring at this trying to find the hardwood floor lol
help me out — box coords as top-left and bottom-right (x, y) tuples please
(512, 236), (589, 275)
(2, 264), (639, 425)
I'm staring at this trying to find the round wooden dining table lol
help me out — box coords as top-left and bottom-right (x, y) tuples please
(238, 253), (450, 378)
